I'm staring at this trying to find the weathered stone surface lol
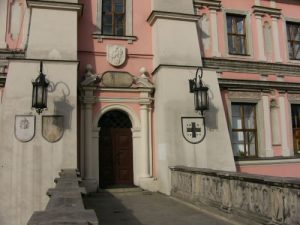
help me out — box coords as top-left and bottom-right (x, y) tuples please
(102, 71), (133, 87)
(27, 169), (99, 225)
(170, 166), (300, 225)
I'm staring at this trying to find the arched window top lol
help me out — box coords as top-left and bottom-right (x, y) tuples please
(99, 110), (132, 128)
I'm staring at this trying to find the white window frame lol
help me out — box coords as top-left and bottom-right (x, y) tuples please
(283, 16), (300, 64)
(223, 9), (253, 58)
(95, 0), (134, 42)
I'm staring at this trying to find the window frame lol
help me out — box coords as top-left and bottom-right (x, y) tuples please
(223, 10), (252, 58)
(95, 0), (134, 42)
(101, 0), (126, 36)
(291, 104), (300, 155)
(286, 21), (300, 60)
(231, 103), (258, 158)
(226, 14), (248, 55)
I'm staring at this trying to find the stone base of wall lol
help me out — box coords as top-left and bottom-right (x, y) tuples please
(170, 166), (300, 225)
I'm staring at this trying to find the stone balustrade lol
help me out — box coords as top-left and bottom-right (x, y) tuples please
(170, 166), (300, 225)
(27, 169), (98, 225)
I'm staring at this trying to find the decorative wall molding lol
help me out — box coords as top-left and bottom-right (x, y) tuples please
(203, 58), (300, 76)
(219, 78), (300, 92)
(0, 49), (25, 59)
(194, 0), (222, 10)
(26, 0), (83, 16)
(147, 11), (201, 26)
(252, 5), (281, 18)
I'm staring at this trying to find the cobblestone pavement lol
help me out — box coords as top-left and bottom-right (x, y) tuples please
(83, 188), (236, 225)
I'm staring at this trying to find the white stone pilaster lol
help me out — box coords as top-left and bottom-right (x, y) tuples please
(262, 95), (273, 157)
(255, 14), (266, 61)
(279, 95), (292, 156)
(255, 0), (261, 5)
(140, 104), (150, 178)
(209, 8), (220, 57)
(148, 106), (153, 177)
(0, 0), (8, 48)
(271, 17), (282, 62)
(270, 102), (281, 145)
(84, 103), (93, 179)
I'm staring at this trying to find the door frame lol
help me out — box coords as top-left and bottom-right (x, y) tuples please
(92, 104), (142, 187)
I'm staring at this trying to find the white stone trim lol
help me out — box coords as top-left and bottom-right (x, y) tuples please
(255, 14), (266, 61)
(26, 0), (83, 16)
(96, 0), (133, 36)
(236, 158), (300, 166)
(262, 95), (273, 157)
(209, 8), (220, 57)
(279, 96), (292, 156)
(0, 0), (8, 48)
(91, 104), (146, 187)
(147, 11), (201, 26)
(223, 9), (253, 58)
(271, 17), (282, 62)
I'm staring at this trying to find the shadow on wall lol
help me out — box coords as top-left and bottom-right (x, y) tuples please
(48, 81), (74, 130)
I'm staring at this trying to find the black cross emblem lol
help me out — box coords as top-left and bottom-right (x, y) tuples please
(187, 122), (201, 138)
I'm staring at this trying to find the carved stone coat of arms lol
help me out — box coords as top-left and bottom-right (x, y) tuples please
(106, 44), (126, 66)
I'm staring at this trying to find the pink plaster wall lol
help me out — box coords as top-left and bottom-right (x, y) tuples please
(237, 163), (300, 178)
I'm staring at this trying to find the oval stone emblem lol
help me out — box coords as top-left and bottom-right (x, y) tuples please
(102, 72), (134, 88)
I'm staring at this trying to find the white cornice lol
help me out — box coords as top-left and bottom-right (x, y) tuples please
(252, 5), (281, 18)
(193, 0), (222, 10)
(147, 11), (201, 26)
(26, 0), (83, 16)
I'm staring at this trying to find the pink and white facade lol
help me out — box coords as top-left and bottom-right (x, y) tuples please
(1, 0), (300, 224)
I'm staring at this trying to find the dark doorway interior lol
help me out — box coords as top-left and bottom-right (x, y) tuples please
(99, 110), (133, 188)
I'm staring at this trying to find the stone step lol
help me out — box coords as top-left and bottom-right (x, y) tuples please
(100, 186), (143, 193)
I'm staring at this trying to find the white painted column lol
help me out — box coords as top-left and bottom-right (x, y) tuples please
(279, 95), (292, 156)
(255, 0), (261, 5)
(262, 95), (273, 157)
(255, 14), (266, 61)
(209, 8), (221, 57)
(148, 106), (153, 177)
(271, 16), (282, 62)
(270, 100), (281, 145)
(140, 104), (150, 177)
(0, 0), (8, 48)
(84, 103), (93, 179)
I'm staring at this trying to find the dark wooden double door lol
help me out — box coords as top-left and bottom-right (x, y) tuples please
(99, 127), (133, 187)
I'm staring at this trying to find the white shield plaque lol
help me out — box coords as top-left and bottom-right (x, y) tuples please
(107, 44), (126, 66)
(42, 116), (64, 143)
(15, 115), (35, 142)
(181, 117), (206, 144)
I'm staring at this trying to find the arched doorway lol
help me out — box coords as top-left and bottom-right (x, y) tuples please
(98, 110), (133, 188)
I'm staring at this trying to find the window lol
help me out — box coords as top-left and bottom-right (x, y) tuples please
(231, 104), (257, 157)
(102, 0), (126, 36)
(227, 14), (247, 55)
(287, 22), (300, 60)
(291, 104), (300, 154)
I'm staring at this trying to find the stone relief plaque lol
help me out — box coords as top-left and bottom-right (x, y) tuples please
(42, 115), (64, 143)
(102, 71), (133, 87)
(181, 117), (206, 144)
(106, 45), (126, 66)
(15, 115), (35, 142)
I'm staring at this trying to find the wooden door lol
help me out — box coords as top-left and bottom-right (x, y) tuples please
(99, 127), (133, 187)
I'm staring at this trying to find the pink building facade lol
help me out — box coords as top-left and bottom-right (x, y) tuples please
(1, 1), (300, 223)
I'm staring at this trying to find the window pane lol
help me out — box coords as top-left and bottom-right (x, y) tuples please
(115, 0), (124, 13)
(236, 17), (244, 34)
(227, 16), (233, 33)
(115, 24), (124, 36)
(103, 0), (112, 12)
(247, 131), (256, 156)
(232, 105), (242, 129)
(103, 25), (112, 35)
(232, 131), (244, 156)
(244, 105), (255, 129)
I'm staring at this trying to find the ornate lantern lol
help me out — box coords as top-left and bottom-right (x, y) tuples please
(189, 67), (209, 115)
(32, 61), (49, 114)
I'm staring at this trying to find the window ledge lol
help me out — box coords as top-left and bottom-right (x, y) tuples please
(92, 32), (137, 44)
(235, 156), (300, 166)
